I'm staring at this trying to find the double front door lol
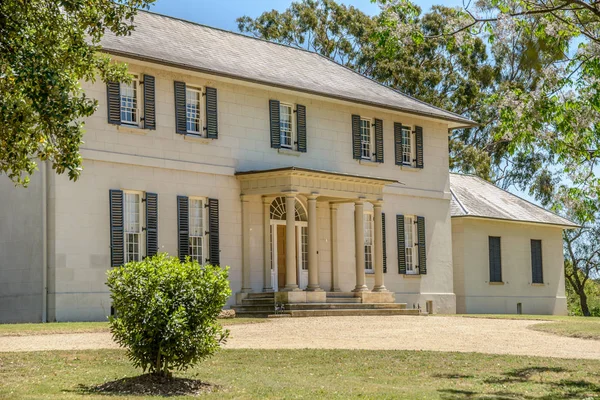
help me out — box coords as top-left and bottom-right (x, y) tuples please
(271, 223), (308, 291)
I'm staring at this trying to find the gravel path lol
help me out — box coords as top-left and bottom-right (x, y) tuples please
(0, 316), (598, 359)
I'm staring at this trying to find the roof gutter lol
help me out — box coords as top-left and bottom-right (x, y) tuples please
(101, 49), (479, 129)
(451, 214), (580, 230)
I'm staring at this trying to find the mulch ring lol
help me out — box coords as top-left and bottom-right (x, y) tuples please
(87, 373), (219, 397)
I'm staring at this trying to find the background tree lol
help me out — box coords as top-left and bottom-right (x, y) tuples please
(564, 221), (600, 316)
(0, 0), (155, 186)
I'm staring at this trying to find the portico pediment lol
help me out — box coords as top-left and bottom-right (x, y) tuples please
(235, 167), (398, 201)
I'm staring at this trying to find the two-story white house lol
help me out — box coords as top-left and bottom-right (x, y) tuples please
(0, 11), (576, 322)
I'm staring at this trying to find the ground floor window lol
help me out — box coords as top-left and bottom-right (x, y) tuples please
(124, 191), (143, 263)
(404, 215), (417, 274)
(189, 198), (206, 264)
(364, 212), (374, 272)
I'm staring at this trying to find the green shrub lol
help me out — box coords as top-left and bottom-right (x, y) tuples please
(106, 253), (231, 376)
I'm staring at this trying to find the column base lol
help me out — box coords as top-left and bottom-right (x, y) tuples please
(282, 285), (302, 292)
(263, 288), (275, 293)
(330, 287), (342, 292)
(305, 285), (324, 292)
(352, 285), (369, 292)
(372, 285), (388, 292)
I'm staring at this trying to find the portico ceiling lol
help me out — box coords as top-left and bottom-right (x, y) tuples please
(235, 166), (399, 201)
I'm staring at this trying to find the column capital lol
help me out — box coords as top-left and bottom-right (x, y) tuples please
(355, 199), (365, 206)
(307, 194), (319, 201)
(371, 200), (384, 208)
(329, 203), (339, 210)
(284, 192), (297, 199)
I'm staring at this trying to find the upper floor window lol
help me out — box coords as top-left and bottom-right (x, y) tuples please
(124, 191), (143, 263)
(364, 212), (374, 273)
(402, 126), (415, 166)
(120, 76), (140, 126)
(280, 103), (295, 149)
(186, 87), (202, 134)
(360, 118), (374, 161)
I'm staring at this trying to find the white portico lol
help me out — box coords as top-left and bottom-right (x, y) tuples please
(235, 167), (396, 305)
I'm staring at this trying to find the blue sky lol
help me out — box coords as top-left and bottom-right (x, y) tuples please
(151, 0), (465, 30)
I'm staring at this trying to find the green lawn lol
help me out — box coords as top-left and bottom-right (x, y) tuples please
(1, 349), (599, 399)
(438, 314), (600, 341)
(0, 318), (265, 336)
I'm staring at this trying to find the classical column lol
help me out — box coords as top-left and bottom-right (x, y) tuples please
(263, 197), (273, 292)
(372, 201), (387, 292)
(330, 203), (341, 292)
(352, 200), (369, 292)
(306, 195), (322, 291)
(283, 193), (299, 291)
(241, 195), (252, 293)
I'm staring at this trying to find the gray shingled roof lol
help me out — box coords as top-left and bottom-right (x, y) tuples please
(450, 173), (578, 228)
(100, 11), (476, 128)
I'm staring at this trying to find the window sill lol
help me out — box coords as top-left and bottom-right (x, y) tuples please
(403, 274), (421, 279)
(531, 283), (545, 286)
(117, 125), (150, 135)
(184, 134), (211, 144)
(488, 281), (504, 285)
(398, 164), (419, 172)
(278, 148), (302, 157)
(359, 159), (379, 167)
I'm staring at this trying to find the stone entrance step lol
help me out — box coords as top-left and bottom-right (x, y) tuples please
(287, 309), (420, 317)
(326, 297), (361, 303)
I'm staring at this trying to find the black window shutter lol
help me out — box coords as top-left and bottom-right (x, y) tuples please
(208, 198), (220, 266)
(415, 125), (424, 169)
(109, 189), (124, 267)
(531, 239), (543, 284)
(107, 82), (121, 125)
(205, 86), (218, 139)
(296, 104), (307, 152)
(269, 100), (281, 149)
(351, 114), (361, 160)
(177, 196), (189, 262)
(397, 214), (406, 274)
(417, 216), (427, 274)
(143, 74), (156, 130)
(382, 212), (387, 273)
(174, 81), (187, 134)
(145, 192), (158, 258)
(489, 236), (502, 282)
(394, 122), (403, 166)
(374, 118), (384, 163)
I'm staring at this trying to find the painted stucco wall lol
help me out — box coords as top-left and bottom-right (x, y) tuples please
(452, 217), (567, 315)
(0, 172), (44, 323)
(38, 57), (457, 321)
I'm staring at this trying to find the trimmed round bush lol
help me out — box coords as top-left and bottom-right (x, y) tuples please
(106, 253), (231, 376)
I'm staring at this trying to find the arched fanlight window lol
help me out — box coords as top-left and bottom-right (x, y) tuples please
(270, 196), (307, 221)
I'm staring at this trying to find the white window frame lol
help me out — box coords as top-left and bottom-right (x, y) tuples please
(124, 190), (144, 263)
(364, 212), (374, 273)
(360, 117), (375, 161)
(186, 86), (203, 135)
(402, 126), (415, 166)
(279, 102), (296, 150)
(404, 215), (418, 274)
(120, 75), (142, 127)
(188, 197), (208, 265)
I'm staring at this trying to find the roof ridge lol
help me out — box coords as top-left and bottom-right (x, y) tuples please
(134, 9), (475, 126)
(136, 9), (328, 59)
(453, 173), (577, 226)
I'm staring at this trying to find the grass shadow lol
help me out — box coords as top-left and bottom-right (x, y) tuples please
(76, 373), (219, 397)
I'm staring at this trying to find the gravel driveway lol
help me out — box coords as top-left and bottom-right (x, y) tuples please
(1, 316), (598, 359)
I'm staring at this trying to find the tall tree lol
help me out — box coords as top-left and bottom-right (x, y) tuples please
(564, 221), (600, 316)
(0, 0), (155, 186)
